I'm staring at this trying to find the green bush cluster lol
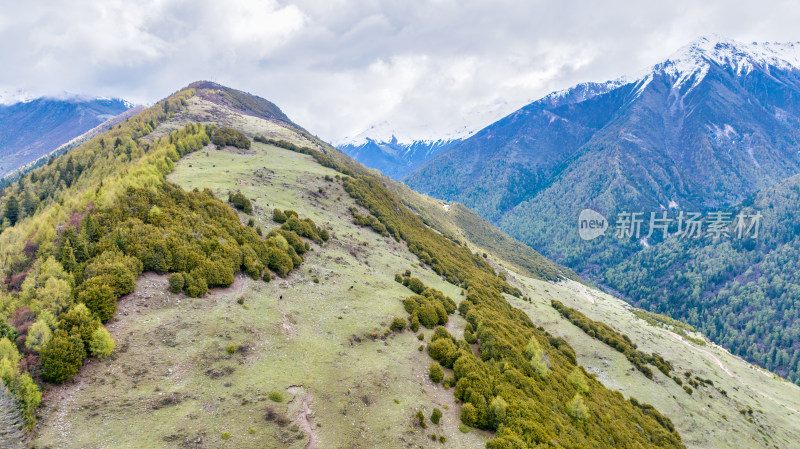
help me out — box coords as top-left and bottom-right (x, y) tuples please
(350, 207), (388, 237)
(228, 191), (253, 214)
(211, 126), (251, 149)
(272, 208), (287, 223)
(0, 118), (328, 424)
(342, 177), (518, 297)
(552, 300), (673, 379)
(0, 90), (205, 430)
(281, 213), (329, 243)
(429, 362), (444, 383)
(84, 182), (319, 298)
(389, 317), (406, 332)
(39, 304), (97, 383)
(401, 288), (456, 329)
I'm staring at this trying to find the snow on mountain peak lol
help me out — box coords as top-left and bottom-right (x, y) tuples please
(335, 98), (519, 147)
(652, 36), (800, 89)
(0, 89), (134, 108)
(0, 88), (34, 105)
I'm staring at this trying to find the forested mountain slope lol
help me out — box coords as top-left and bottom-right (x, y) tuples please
(404, 36), (800, 386)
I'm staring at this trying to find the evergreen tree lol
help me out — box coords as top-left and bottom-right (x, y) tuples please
(40, 330), (86, 383)
(58, 238), (77, 272)
(4, 195), (19, 226)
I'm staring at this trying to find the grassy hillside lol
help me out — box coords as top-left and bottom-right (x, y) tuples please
(1, 83), (798, 448)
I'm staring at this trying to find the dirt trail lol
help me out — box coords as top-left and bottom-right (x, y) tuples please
(670, 332), (734, 377)
(577, 283), (596, 304)
(671, 332), (800, 416)
(287, 386), (318, 449)
(280, 308), (296, 339)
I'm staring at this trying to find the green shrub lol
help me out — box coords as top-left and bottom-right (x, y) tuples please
(272, 208), (287, 223)
(226, 344), (236, 354)
(168, 273), (185, 293)
(460, 403), (477, 427)
(212, 127), (250, 149)
(415, 410), (426, 428)
(410, 315), (420, 333)
(89, 326), (115, 359)
(58, 304), (99, 351)
(40, 329), (86, 383)
(566, 394), (589, 421)
(443, 376), (455, 389)
(76, 282), (116, 322)
(183, 272), (208, 297)
(489, 396), (507, 428)
(390, 317), (406, 332)
(402, 277), (425, 294)
(429, 362), (444, 383)
(228, 191), (253, 214)
(266, 247), (294, 277)
(0, 322), (17, 342)
(464, 330), (477, 344)
(431, 408), (442, 424)
(269, 391), (283, 402)
(221, 431), (231, 440)
(568, 368), (590, 394)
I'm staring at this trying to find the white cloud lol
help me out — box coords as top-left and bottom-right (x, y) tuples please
(2, 0), (800, 141)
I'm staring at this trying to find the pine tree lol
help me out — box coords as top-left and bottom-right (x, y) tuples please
(4, 196), (19, 226)
(58, 239), (77, 272)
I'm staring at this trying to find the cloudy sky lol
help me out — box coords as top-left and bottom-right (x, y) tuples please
(1, 0), (799, 142)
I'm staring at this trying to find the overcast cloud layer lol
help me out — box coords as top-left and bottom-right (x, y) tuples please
(1, 0), (799, 142)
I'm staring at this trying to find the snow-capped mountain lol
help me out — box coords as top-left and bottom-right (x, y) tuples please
(407, 34), (800, 245)
(0, 94), (133, 177)
(0, 88), (34, 105)
(336, 99), (523, 179)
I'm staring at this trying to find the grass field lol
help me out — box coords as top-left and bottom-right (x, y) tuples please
(505, 274), (800, 449)
(34, 132), (487, 448)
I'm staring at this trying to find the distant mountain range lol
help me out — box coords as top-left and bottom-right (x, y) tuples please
(394, 36), (800, 384)
(337, 135), (457, 179)
(407, 36), (800, 229)
(0, 94), (133, 178)
(336, 99), (519, 179)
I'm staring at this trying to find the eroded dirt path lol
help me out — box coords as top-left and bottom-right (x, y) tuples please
(286, 386), (318, 449)
(671, 332), (800, 416)
(670, 333), (735, 378)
